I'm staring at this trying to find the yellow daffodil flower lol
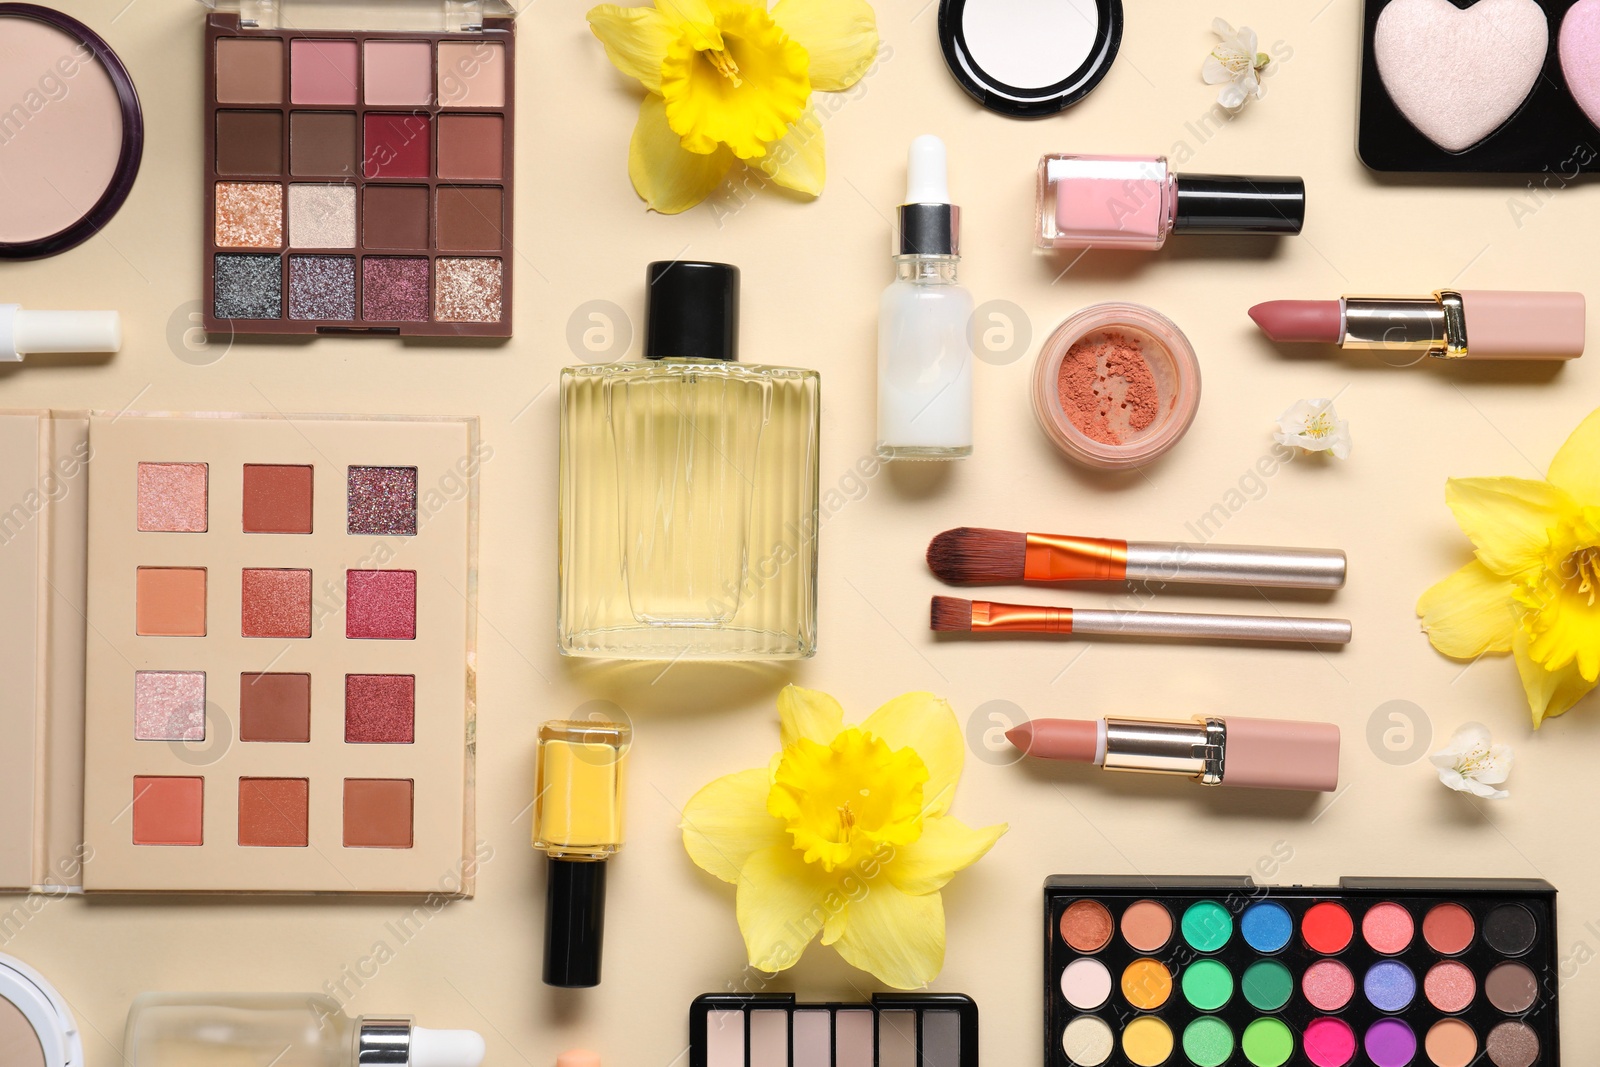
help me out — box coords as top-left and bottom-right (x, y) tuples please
(1418, 406), (1600, 726)
(586, 0), (878, 213)
(680, 686), (1007, 988)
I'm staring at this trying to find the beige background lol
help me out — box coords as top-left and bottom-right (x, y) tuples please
(3, 0), (1599, 1063)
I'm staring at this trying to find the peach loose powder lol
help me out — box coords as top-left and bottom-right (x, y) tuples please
(1055, 329), (1162, 445)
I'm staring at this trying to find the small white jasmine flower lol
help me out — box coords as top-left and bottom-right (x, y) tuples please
(1274, 398), (1351, 458)
(1203, 18), (1271, 112)
(1430, 722), (1513, 799)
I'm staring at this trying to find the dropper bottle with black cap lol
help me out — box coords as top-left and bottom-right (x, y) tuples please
(557, 261), (822, 660)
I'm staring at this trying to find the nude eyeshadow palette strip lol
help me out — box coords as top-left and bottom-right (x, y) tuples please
(690, 993), (979, 1067)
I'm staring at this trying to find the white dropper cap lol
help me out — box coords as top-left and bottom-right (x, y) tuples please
(904, 134), (949, 204)
(0, 305), (121, 362)
(409, 1027), (488, 1067)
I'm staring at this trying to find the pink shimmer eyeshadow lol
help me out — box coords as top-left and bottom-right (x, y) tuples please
(1056, 330), (1161, 445)
(345, 674), (415, 743)
(346, 569), (416, 639)
(1303, 959), (1355, 1012)
(241, 568), (312, 638)
(134, 671), (206, 741)
(136, 462), (209, 532)
(1362, 901), (1416, 955)
(1424, 960), (1476, 1014)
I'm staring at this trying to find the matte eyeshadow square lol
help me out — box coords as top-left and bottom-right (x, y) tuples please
(436, 187), (503, 251)
(363, 113), (431, 178)
(242, 463), (314, 533)
(362, 185), (428, 249)
(238, 778), (309, 847)
(437, 41), (505, 107)
(136, 462), (208, 532)
(364, 40), (433, 106)
(132, 776), (204, 845)
(347, 465), (418, 535)
(217, 38), (283, 105)
(135, 567), (208, 636)
(290, 111), (357, 177)
(291, 39), (359, 105)
(240, 672), (311, 742)
(215, 181), (283, 248)
(345, 674), (415, 743)
(241, 568), (312, 638)
(343, 778), (414, 848)
(216, 111), (283, 176)
(288, 255), (357, 321)
(214, 254), (282, 319)
(438, 114), (503, 180)
(134, 671), (206, 742)
(346, 569), (416, 639)
(362, 257), (429, 321)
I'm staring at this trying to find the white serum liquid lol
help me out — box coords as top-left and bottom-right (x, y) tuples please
(877, 259), (974, 459)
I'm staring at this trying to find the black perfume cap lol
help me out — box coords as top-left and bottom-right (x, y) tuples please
(544, 857), (608, 988)
(645, 261), (739, 361)
(1172, 175), (1305, 236)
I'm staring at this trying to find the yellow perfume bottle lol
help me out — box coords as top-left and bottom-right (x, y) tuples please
(558, 262), (821, 659)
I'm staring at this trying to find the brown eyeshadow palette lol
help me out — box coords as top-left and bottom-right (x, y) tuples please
(203, 2), (515, 337)
(690, 993), (979, 1067)
(1044, 876), (1557, 1067)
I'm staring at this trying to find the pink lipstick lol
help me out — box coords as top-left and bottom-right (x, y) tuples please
(1006, 715), (1340, 792)
(1249, 290), (1585, 360)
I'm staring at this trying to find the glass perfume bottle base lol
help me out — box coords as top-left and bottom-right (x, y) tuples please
(560, 624), (815, 660)
(876, 443), (972, 461)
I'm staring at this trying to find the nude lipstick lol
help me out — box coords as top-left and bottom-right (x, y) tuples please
(1007, 715), (1340, 792)
(1249, 290), (1585, 360)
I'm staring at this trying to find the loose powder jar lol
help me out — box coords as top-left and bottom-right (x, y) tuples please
(1031, 303), (1201, 470)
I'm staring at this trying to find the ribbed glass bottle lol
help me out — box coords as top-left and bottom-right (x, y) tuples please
(557, 263), (820, 659)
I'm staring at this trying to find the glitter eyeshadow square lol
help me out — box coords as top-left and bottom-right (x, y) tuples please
(204, 9), (517, 337)
(4, 411), (477, 894)
(1043, 877), (1559, 1067)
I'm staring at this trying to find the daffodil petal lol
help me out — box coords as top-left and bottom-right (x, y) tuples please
(885, 815), (1007, 895)
(1514, 628), (1597, 727)
(587, 5), (677, 92)
(657, 0), (720, 39)
(660, 2), (811, 158)
(831, 879), (944, 989)
(770, 0), (878, 90)
(681, 767), (787, 884)
(1547, 405), (1600, 503)
(754, 106), (824, 194)
(1444, 477), (1572, 576)
(736, 843), (836, 973)
(628, 94), (735, 213)
(861, 692), (964, 817)
(1417, 559), (1519, 658)
(778, 684), (845, 747)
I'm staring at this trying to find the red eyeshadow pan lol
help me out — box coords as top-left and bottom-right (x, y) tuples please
(1303, 901), (1354, 954)
(363, 113), (431, 178)
(346, 569), (416, 639)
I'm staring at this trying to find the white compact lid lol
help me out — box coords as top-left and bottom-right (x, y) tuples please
(0, 954), (82, 1067)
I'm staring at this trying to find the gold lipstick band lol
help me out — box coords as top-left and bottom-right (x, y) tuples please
(1102, 716), (1226, 784)
(969, 601), (1074, 633)
(1341, 292), (1467, 359)
(1022, 533), (1128, 583)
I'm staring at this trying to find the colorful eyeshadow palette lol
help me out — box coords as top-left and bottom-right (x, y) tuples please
(1359, 0), (1600, 172)
(690, 993), (978, 1067)
(202, 1), (516, 336)
(0, 411), (480, 894)
(1044, 876), (1557, 1067)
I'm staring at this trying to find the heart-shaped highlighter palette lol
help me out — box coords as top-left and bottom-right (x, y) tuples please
(1560, 0), (1600, 127)
(1374, 0), (1549, 152)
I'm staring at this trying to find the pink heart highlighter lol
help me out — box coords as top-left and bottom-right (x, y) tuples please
(1374, 0), (1548, 152)
(1561, 0), (1600, 127)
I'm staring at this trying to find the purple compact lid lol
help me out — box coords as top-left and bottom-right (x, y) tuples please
(0, 3), (144, 260)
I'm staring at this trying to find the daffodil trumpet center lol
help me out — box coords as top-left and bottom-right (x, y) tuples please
(767, 728), (929, 873)
(704, 45), (743, 87)
(1568, 546), (1600, 606)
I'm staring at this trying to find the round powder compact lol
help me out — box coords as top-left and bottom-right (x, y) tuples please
(1031, 302), (1200, 470)
(0, 953), (81, 1067)
(0, 4), (144, 259)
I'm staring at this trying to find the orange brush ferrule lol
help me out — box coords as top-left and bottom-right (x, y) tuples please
(970, 600), (1075, 633)
(1022, 533), (1129, 583)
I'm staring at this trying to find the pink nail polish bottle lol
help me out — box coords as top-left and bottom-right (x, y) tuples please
(1035, 154), (1305, 250)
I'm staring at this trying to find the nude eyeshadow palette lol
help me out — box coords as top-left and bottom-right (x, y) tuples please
(203, 1), (516, 337)
(1044, 876), (1557, 1067)
(690, 993), (978, 1067)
